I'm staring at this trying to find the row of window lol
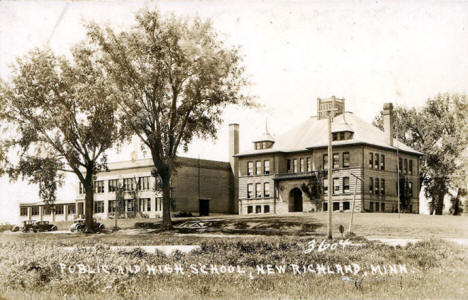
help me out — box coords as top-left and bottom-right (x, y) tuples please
(398, 157), (414, 175)
(247, 182), (271, 199)
(247, 160), (270, 176)
(247, 204), (270, 214)
(96, 198), (163, 213)
(323, 177), (352, 194)
(323, 201), (351, 211)
(79, 176), (153, 194)
(287, 157), (312, 173)
(21, 204), (75, 216)
(322, 152), (351, 170)
(368, 178), (386, 195)
(368, 152), (386, 170)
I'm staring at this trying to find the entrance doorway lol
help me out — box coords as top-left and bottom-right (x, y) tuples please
(289, 188), (303, 212)
(199, 199), (210, 216)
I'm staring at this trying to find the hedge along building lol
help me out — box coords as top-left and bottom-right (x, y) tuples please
(233, 97), (423, 215)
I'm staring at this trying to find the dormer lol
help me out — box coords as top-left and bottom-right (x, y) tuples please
(253, 120), (275, 150)
(332, 114), (354, 141)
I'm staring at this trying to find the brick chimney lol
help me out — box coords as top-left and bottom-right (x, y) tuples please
(229, 123), (239, 213)
(382, 103), (394, 146)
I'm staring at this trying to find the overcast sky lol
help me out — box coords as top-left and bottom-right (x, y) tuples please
(0, 0), (467, 223)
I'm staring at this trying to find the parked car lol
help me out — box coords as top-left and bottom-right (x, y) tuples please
(70, 218), (105, 233)
(20, 220), (36, 232)
(33, 220), (58, 232)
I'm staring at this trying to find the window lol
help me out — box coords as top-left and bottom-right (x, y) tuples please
(300, 158), (304, 173)
(381, 179), (385, 195)
(247, 206), (253, 214)
(369, 152), (374, 168)
(369, 177), (374, 194)
(138, 176), (150, 190)
(79, 183), (84, 194)
(333, 178), (340, 194)
(323, 202), (328, 211)
(247, 161), (254, 176)
(399, 157), (402, 174)
(54, 205), (63, 215)
(108, 179), (118, 192)
(370, 202), (374, 212)
(93, 202), (104, 214)
(256, 161), (261, 175)
(32, 206), (39, 216)
(333, 153), (339, 169)
(381, 203), (385, 212)
(408, 182), (413, 198)
(339, 132), (345, 140)
(375, 178), (380, 195)
(147, 199), (151, 211)
(375, 202), (380, 212)
(20, 207), (28, 216)
(264, 160), (270, 175)
(68, 204), (75, 215)
(343, 202), (350, 210)
(127, 200), (134, 212)
(293, 159), (298, 173)
(323, 179), (328, 194)
(332, 132), (338, 141)
(256, 183), (262, 198)
(264, 205), (270, 213)
(374, 153), (379, 170)
(94, 181), (105, 193)
(380, 154), (385, 170)
(343, 152), (350, 168)
(409, 160), (413, 175)
(404, 159), (408, 174)
(287, 159), (291, 173)
(247, 184), (253, 199)
(333, 202), (340, 211)
(43, 207), (51, 215)
(156, 197), (162, 211)
(306, 157), (311, 172)
(323, 154), (328, 170)
(343, 177), (350, 193)
(264, 182), (270, 197)
(123, 178), (136, 191)
(109, 200), (116, 213)
(256, 205), (261, 213)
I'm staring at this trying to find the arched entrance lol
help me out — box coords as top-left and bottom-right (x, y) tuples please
(289, 188), (303, 212)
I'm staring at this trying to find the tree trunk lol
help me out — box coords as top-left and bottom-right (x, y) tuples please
(84, 172), (95, 233)
(161, 173), (173, 230)
(435, 191), (444, 215)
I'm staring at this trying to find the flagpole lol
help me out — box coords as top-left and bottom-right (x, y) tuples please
(397, 140), (400, 218)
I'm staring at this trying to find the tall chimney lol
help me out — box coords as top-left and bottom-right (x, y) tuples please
(382, 103), (394, 146)
(229, 123), (239, 213)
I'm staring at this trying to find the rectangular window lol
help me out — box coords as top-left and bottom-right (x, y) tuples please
(408, 182), (413, 198)
(375, 202), (380, 212)
(370, 202), (374, 212)
(147, 199), (151, 211)
(381, 154), (385, 170)
(374, 153), (379, 170)
(264, 182), (270, 197)
(256, 205), (261, 213)
(56, 205), (64, 215)
(108, 200), (115, 213)
(94, 181), (104, 193)
(93, 202), (104, 214)
(333, 153), (339, 169)
(369, 177), (374, 194)
(293, 159), (298, 173)
(255, 183), (262, 198)
(343, 177), (350, 193)
(300, 158), (304, 173)
(323, 179), (328, 194)
(32, 206), (39, 216)
(156, 197), (162, 211)
(381, 179), (385, 195)
(343, 202), (350, 210)
(404, 159), (408, 174)
(333, 178), (340, 194)
(138, 176), (150, 190)
(332, 132), (337, 141)
(399, 157), (402, 174)
(20, 207), (28, 216)
(108, 179), (118, 192)
(127, 200), (134, 212)
(68, 204), (75, 215)
(264, 160), (270, 175)
(123, 178), (136, 192)
(323, 202), (328, 211)
(375, 178), (380, 195)
(306, 157), (311, 172)
(343, 152), (350, 168)
(369, 152), (374, 168)
(323, 154), (328, 170)
(256, 161), (261, 175)
(287, 159), (291, 173)
(409, 160), (413, 175)
(333, 202), (340, 211)
(247, 161), (254, 176)
(247, 184), (253, 199)
(381, 203), (385, 212)
(247, 206), (253, 214)
(339, 132), (345, 140)
(264, 205), (270, 213)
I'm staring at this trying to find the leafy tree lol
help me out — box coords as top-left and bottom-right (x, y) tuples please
(301, 172), (325, 209)
(374, 94), (468, 215)
(0, 45), (119, 231)
(86, 8), (253, 229)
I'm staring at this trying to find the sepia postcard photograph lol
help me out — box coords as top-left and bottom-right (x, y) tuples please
(0, 0), (467, 299)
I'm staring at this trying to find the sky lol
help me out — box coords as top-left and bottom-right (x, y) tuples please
(0, 0), (467, 223)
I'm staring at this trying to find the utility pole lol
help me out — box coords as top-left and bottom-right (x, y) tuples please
(327, 102), (338, 240)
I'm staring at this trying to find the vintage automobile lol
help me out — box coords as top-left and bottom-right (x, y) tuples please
(70, 218), (105, 233)
(11, 220), (57, 232)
